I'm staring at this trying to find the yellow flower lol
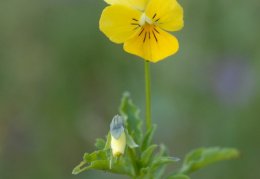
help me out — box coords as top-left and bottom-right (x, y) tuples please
(99, 0), (184, 63)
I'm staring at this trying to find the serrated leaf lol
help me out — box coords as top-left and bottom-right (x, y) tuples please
(119, 92), (143, 144)
(167, 174), (190, 179)
(95, 138), (106, 150)
(141, 144), (158, 166)
(179, 147), (239, 174)
(141, 124), (157, 151)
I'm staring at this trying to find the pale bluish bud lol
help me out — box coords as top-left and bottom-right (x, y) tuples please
(110, 115), (126, 157)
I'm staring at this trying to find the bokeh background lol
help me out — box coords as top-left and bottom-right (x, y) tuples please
(1, 0), (259, 178)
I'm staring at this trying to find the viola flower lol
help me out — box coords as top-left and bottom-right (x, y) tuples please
(99, 0), (184, 63)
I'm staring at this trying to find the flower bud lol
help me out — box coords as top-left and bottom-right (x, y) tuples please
(111, 131), (126, 157)
(110, 115), (126, 157)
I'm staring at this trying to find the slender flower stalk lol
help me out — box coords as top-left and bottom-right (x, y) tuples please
(144, 61), (152, 130)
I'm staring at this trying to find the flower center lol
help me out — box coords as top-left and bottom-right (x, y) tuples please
(139, 13), (153, 26)
(130, 13), (161, 43)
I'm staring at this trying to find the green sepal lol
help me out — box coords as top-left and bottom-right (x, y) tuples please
(178, 147), (239, 174)
(125, 129), (139, 148)
(104, 132), (111, 150)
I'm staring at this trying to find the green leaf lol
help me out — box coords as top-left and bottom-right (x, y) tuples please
(72, 150), (108, 175)
(140, 155), (179, 179)
(153, 165), (166, 179)
(152, 145), (168, 179)
(72, 149), (135, 176)
(72, 160), (88, 175)
(141, 144), (158, 166)
(139, 167), (153, 179)
(167, 174), (190, 179)
(95, 138), (106, 150)
(72, 150), (107, 175)
(84, 150), (107, 162)
(125, 129), (139, 148)
(141, 124), (157, 151)
(179, 147), (239, 174)
(72, 159), (132, 176)
(151, 156), (179, 171)
(119, 92), (143, 144)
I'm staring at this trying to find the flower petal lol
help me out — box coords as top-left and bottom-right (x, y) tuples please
(104, 0), (149, 11)
(145, 0), (184, 31)
(123, 25), (179, 63)
(99, 5), (142, 44)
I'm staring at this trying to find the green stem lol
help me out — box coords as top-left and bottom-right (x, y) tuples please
(144, 61), (152, 130)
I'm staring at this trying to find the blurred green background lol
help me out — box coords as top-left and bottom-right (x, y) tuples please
(1, 0), (259, 178)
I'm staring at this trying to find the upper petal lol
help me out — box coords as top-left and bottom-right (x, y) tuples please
(123, 25), (179, 63)
(104, 0), (150, 11)
(99, 5), (142, 44)
(145, 0), (184, 31)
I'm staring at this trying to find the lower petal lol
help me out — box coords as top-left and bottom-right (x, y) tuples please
(123, 26), (179, 63)
(99, 5), (142, 44)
